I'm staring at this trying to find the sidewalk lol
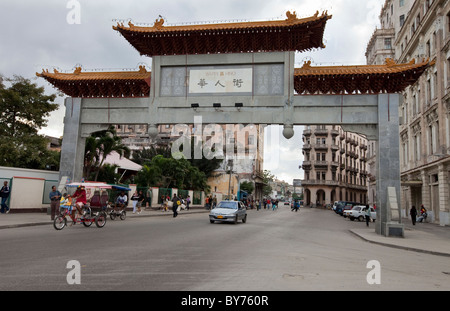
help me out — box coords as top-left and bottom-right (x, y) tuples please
(0, 208), (209, 230)
(350, 218), (450, 257)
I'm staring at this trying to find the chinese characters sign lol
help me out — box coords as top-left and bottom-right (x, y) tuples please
(189, 68), (253, 94)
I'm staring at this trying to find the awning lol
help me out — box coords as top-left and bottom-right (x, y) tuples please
(66, 182), (131, 191)
(102, 151), (142, 172)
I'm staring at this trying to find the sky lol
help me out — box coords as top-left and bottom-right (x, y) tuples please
(0, 0), (384, 184)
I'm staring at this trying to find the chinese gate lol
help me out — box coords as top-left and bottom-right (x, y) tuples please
(38, 11), (433, 237)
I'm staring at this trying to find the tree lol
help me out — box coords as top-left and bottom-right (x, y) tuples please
(240, 181), (254, 195)
(83, 126), (131, 180)
(0, 75), (58, 169)
(132, 145), (171, 165)
(135, 155), (210, 192)
(262, 170), (276, 197)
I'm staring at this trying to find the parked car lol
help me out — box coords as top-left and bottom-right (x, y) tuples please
(335, 201), (362, 215)
(209, 201), (247, 224)
(343, 205), (376, 221)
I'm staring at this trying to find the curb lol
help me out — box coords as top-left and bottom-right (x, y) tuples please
(0, 210), (210, 230)
(349, 229), (450, 258)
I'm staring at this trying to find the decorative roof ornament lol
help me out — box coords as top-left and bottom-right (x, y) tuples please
(153, 16), (164, 30)
(74, 67), (82, 74)
(285, 11), (298, 23)
(138, 65), (147, 73)
(302, 60), (313, 70)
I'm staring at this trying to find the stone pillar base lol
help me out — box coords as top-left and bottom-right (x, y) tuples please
(384, 222), (404, 238)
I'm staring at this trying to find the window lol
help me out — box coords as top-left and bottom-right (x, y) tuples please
(400, 15), (405, 27)
(384, 38), (392, 49)
(399, 0), (405, 7)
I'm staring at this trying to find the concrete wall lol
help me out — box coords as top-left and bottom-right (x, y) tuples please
(0, 166), (60, 212)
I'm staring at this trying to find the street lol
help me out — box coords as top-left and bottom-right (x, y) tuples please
(0, 206), (449, 291)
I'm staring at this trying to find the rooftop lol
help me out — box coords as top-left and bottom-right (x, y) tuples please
(113, 11), (332, 56)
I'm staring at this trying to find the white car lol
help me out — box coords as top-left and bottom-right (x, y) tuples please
(343, 205), (376, 222)
(209, 201), (247, 224)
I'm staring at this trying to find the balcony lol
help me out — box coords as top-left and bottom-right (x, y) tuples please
(302, 161), (312, 170)
(331, 144), (339, 151)
(303, 129), (312, 136)
(314, 128), (329, 136)
(314, 144), (329, 151)
(303, 144), (312, 151)
(314, 161), (329, 169)
(330, 129), (339, 137)
(330, 161), (339, 168)
(301, 179), (339, 187)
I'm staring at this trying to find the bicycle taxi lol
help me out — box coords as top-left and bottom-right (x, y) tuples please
(53, 182), (129, 230)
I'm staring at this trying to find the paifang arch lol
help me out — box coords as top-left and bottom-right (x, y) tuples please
(38, 11), (433, 236)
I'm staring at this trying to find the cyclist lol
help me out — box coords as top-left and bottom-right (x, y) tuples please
(72, 185), (87, 222)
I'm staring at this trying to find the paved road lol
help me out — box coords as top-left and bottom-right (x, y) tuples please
(0, 207), (449, 291)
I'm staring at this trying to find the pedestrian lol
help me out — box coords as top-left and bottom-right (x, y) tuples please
(410, 205), (417, 225)
(137, 190), (145, 214)
(364, 205), (371, 227)
(131, 190), (139, 214)
(418, 205), (427, 223)
(172, 193), (180, 218)
(0, 181), (11, 214)
(186, 195), (191, 210)
(49, 185), (62, 220)
(205, 196), (210, 210)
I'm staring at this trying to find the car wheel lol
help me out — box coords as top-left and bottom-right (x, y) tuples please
(358, 216), (364, 222)
(242, 214), (247, 223)
(234, 215), (238, 224)
(210, 220), (214, 224)
(349, 217), (355, 221)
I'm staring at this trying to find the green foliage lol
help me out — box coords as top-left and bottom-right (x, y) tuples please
(0, 75), (59, 170)
(83, 126), (131, 180)
(240, 181), (255, 194)
(262, 170), (275, 197)
(132, 145), (171, 165)
(135, 155), (210, 192)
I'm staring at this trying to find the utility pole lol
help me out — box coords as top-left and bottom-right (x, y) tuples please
(227, 159), (233, 200)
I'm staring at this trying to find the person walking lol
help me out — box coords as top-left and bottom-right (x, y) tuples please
(49, 185), (62, 220)
(131, 190), (139, 214)
(410, 205), (417, 225)
(172, 193), (180, 218)
(186, 195), (191, 211)
(0, 181), (11, 214)
(137, 190), (145, 214)
(364, 206), (371, 227)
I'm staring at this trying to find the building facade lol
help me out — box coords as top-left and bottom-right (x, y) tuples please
(367, 0), (450, 225)
(301, 125), (368, 207)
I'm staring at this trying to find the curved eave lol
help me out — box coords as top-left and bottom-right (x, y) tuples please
(36, 70), (151, 98)
(293, 60), (434, 94)
(113, 12), (332, 56)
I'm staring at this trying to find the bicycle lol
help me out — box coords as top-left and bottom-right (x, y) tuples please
(53, 204), (107, 230)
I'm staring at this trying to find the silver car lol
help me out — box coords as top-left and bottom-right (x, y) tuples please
(209, 201), (247, 224)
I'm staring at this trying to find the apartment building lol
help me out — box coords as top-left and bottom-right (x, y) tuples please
(301, 125), (368, 207)
(366, 0), (450, 225)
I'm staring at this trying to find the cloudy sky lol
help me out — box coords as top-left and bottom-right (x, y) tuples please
(0, 0), (384, 184)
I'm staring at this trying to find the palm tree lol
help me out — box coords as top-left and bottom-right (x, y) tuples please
(83, 126), (131, 181)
